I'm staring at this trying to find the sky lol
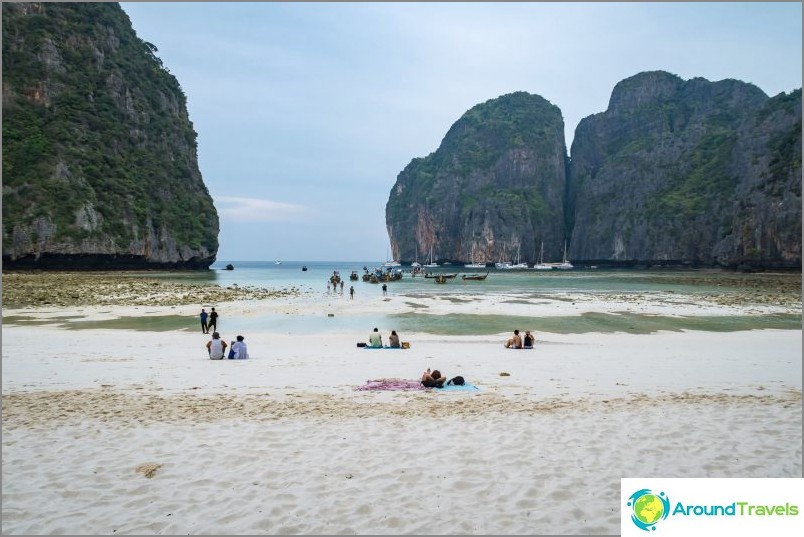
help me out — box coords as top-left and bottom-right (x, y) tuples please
(119, 1), (802, 263)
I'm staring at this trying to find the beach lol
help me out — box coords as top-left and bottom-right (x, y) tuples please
(2, 270), (801, 535)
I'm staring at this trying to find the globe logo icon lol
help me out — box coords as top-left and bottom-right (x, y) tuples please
(627, 489), (670, 531)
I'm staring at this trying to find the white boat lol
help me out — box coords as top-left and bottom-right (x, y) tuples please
(555, 241), (574, 270)
(494, 241), (511, 269)
(382, 248), (401, 268)
(532, 241), (552, 270)
(423, 246), (439, 268)
(464, 244), (486, 268)
(275, 260), (282, 265)
(505, 245), (528, 269)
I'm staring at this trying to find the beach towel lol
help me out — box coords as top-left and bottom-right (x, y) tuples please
(434, 383), (480, 392)
(362, 346), (405, 350)
(354, 379), (424, 391)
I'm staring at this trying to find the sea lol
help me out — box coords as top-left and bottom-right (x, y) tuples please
(124, 260), (802, 336)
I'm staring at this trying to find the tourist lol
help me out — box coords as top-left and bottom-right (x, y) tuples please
(199, 308), (209, 334)
(231, 335), (249, 359)
(207, 307), (219, 332)
(369, 327), (383, 348)
(349, 285), (355, 299)
(504, 329), (522, 349)
(382, 283), (388, 296)
(388, 330), (401, 348)
(421, 368), (446, 388)
(523, 330), (535, 349)
(206, 332), (227, 360)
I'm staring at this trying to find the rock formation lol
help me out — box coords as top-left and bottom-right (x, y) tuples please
(568, 71), (801, 268)
(2, 2), (219, 269)
(385, 92), (568, 265)
(387, 72), (801, 268)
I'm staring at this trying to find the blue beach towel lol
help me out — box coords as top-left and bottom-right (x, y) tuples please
(363, 346), (404, 350)
(434, 383), (480, 392)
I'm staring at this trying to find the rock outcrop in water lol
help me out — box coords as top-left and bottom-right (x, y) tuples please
(568, 71), (801, 268)
(385, 92), (568, 265)
(386, 72), (801, 268)
(2, 2), (219, 269)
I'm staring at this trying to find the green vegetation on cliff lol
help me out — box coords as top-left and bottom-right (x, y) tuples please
(2, 2), (218, 266)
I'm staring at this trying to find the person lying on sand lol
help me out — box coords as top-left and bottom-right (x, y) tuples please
(421, 368), (446, 388)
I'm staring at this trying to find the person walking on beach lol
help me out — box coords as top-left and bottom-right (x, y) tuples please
(349, 285), (355, 299)
(369, 327), (383, 348)
(199, 308), (209, 334)
(206, 332), (227, 360)
(340, 280), (344, 294)
(382, 283), (388, 296)
(207, 307), (219, 332)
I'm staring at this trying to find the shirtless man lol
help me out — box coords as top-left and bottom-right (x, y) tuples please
(504, 329), (523, 349)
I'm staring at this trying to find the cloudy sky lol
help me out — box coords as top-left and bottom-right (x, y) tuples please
(120, 2), (802, 263)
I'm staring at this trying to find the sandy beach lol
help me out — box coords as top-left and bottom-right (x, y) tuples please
(2, 272), (801, 535)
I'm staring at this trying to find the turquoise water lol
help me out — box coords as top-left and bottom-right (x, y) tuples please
(7, 262), (799, 335)
(132, 260), (797, 299)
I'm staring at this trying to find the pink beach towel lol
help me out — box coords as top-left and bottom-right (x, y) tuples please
(353, 378), (425, 391)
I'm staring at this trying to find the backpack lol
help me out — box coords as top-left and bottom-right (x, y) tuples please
(447, 376), (465, 386)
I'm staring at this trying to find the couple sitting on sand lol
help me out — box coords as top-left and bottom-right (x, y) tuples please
(504, 329), (535, 349)
(369, 328), (402, 348)
(206, 332), (249, 360)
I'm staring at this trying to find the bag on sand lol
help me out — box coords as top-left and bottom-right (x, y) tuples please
(401, 342), (410, 349)
(447, 376), (465, 386)
(356, 342), (367, 348)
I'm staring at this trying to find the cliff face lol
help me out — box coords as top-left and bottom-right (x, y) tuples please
(385, 92), (568, 265)
(568, 71), (801, 267)
(2, 2), (219, 269)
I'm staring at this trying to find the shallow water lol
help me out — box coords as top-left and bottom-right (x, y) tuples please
(4, 262), (799, 335)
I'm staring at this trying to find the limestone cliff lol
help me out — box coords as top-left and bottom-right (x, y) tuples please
(2, 2), (218, 269)
(385, 92), (568, 265)
(568, 71), (801, 268)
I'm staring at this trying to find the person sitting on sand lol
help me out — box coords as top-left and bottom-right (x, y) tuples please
(388, 330), (401, 348)
(421, 368), (446, 388)
(231, 335), (249, 359)
(504, 329), (522, 349)
(206, 332), (227, 360)
(369, 327), (383, 348)
(523, 330), (535, 349)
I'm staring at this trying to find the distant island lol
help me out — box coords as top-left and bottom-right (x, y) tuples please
(386, 72), (801, 269)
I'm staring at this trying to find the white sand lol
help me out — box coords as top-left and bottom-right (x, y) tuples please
(2, 290), (801, 535)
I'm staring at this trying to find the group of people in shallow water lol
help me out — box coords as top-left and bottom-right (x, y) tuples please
(504, 329), (535, 349)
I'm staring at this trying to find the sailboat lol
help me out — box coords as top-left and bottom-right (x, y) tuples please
(494, 241), (511, 269)
(382, 247), (401, 268)
(423, 246), (439, 268)
(532, 241), (552, 270)
(464, 244), (486, 268)
(555, 241), (574, 270)
(508, 244), (528, 269)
